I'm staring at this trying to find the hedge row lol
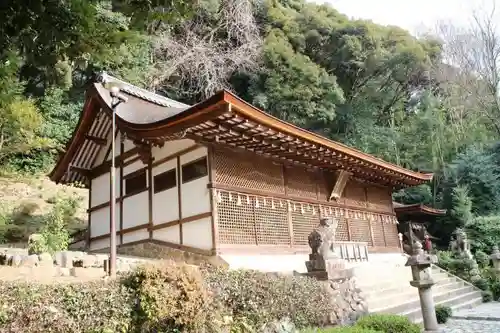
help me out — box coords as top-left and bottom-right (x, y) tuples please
(0, 263), (422, 333)
(0, 262), (334, 332)
(302, 314), (421, 333)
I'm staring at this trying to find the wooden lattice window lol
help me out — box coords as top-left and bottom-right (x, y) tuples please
(154, 168), (176, 193)
(336, 216), (350, 241)
(291, 202), (320, 246)
(383, 222), (400, 248)
(371, 217), (386, 247)
(254, 198), (290, 245)
(349, 218), (371, 244)
(182, 157), (208, 183)
(217, 192), (257, 245)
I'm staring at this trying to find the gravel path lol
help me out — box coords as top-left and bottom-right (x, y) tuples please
(440, 302), (500, 333)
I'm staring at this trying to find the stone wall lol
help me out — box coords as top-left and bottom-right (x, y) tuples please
(101, 241), (229, 268)
(0, 247), (158, 281)
(322, 276), (367, 325)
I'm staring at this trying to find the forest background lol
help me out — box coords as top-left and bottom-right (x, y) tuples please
(1, 0), (500, 250)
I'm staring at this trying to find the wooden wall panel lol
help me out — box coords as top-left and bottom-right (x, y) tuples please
(285, 166), (317, 199)
(343, 180), (367, 207)
(212, 149), (400, 252)
(366, 186), (393, 212)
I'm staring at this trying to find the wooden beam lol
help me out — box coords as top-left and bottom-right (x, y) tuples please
(70, 165), (91, 177)
(330, 170), (351, 201)
(85, 134), (107, 146)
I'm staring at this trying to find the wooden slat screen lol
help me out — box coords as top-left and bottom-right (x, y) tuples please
(214, 150), (284, 194)
(215, 189), (398, 250)
(213, 150), (399, 251)
(371, 217), (386, 247)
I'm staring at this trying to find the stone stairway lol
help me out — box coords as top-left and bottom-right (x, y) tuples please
(353, 263), (483, 323)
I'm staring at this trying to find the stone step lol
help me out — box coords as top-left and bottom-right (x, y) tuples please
(404, 291), (483, 323)
(371, 286), (478, 314)
(412, 296), (484, 324)
(366, 280), (467, 309)
(358, 272), (450, 291)
(364, 277), (459, 300)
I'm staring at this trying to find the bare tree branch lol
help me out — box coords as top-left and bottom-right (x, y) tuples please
(430, 1), (500, 135)
(147, 0), (262, 100)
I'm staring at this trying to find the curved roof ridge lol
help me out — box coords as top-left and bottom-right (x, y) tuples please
(95, 72), (190, 109)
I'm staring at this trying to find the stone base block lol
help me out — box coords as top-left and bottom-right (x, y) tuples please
(304, 267), (354, 281)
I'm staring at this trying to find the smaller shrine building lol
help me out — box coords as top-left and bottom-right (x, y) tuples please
(51, 73), (433, 272)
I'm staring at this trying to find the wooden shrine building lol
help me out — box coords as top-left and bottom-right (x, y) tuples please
(50, 73), (433, 272)
(394, 203), (446, 254)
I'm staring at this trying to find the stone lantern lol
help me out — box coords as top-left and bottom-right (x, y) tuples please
(490, 246), (500, 278)
(405, 241), (439, 332)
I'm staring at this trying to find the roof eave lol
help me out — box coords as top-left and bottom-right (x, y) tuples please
(221, 90), (434, 186)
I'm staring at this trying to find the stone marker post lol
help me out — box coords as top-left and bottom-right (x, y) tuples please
(490, 246), (500, 279)
(405, 241), (439, 332)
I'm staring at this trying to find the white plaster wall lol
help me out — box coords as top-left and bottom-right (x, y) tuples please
(221, 252), (404, 274)
(90, 238), (110, 251)
(181, 176), (210, 218)
(123, 160), (145, 176)
(122, 229), (149, 244)
(90, 170), (120, 207)
(182, 217), (212, 250)
(152, 139), (196, 160)
(220, 254), (309, 273)
(153, 187), (179, 223)
(123, 138), (135, 152)
(90, 204), (121, 236)
(91, 173), (109, 207)
(180, 147), (210, 218)
(153, 225), (180, 244)
(153, 159), (177, 177)
(180, 146), (207, 164)
(152, 159), (179, 223)
(122, 192), (148, 228)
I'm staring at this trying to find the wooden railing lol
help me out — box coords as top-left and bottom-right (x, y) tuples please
(333, 241), (369, 262)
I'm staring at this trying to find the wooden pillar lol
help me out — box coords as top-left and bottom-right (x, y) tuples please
(382, 220), (388, 247)
(208, 146), (219, 253)
(147, 148), (153, 239)
(346, 213), (352, 241)
(119, 136), (124, 245)
(87, 179), (92, 250)
(282, 165), (294, 246)
(177, 156), (183, 244)
(252, 196), (258, 246)
(368, 217), (375, 247)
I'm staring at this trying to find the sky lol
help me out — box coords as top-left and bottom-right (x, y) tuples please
(311, 0), (495, 35)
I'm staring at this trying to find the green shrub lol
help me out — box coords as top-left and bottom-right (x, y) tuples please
(436, 250), (454, 271)
(479, 268), (500, 300)
(27, 201), (71, 254)
(123, 262), (214, 332)
(473, 277), (489, 291)
(435, 305), (452, 324)
(355, 314), (421, 333)
(0, 280), (133, 333)
(205, 268), (332, 329)
(474, 250), (490, 268)
(302, 327), (382, 333)
(482, 290), (493, 302)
